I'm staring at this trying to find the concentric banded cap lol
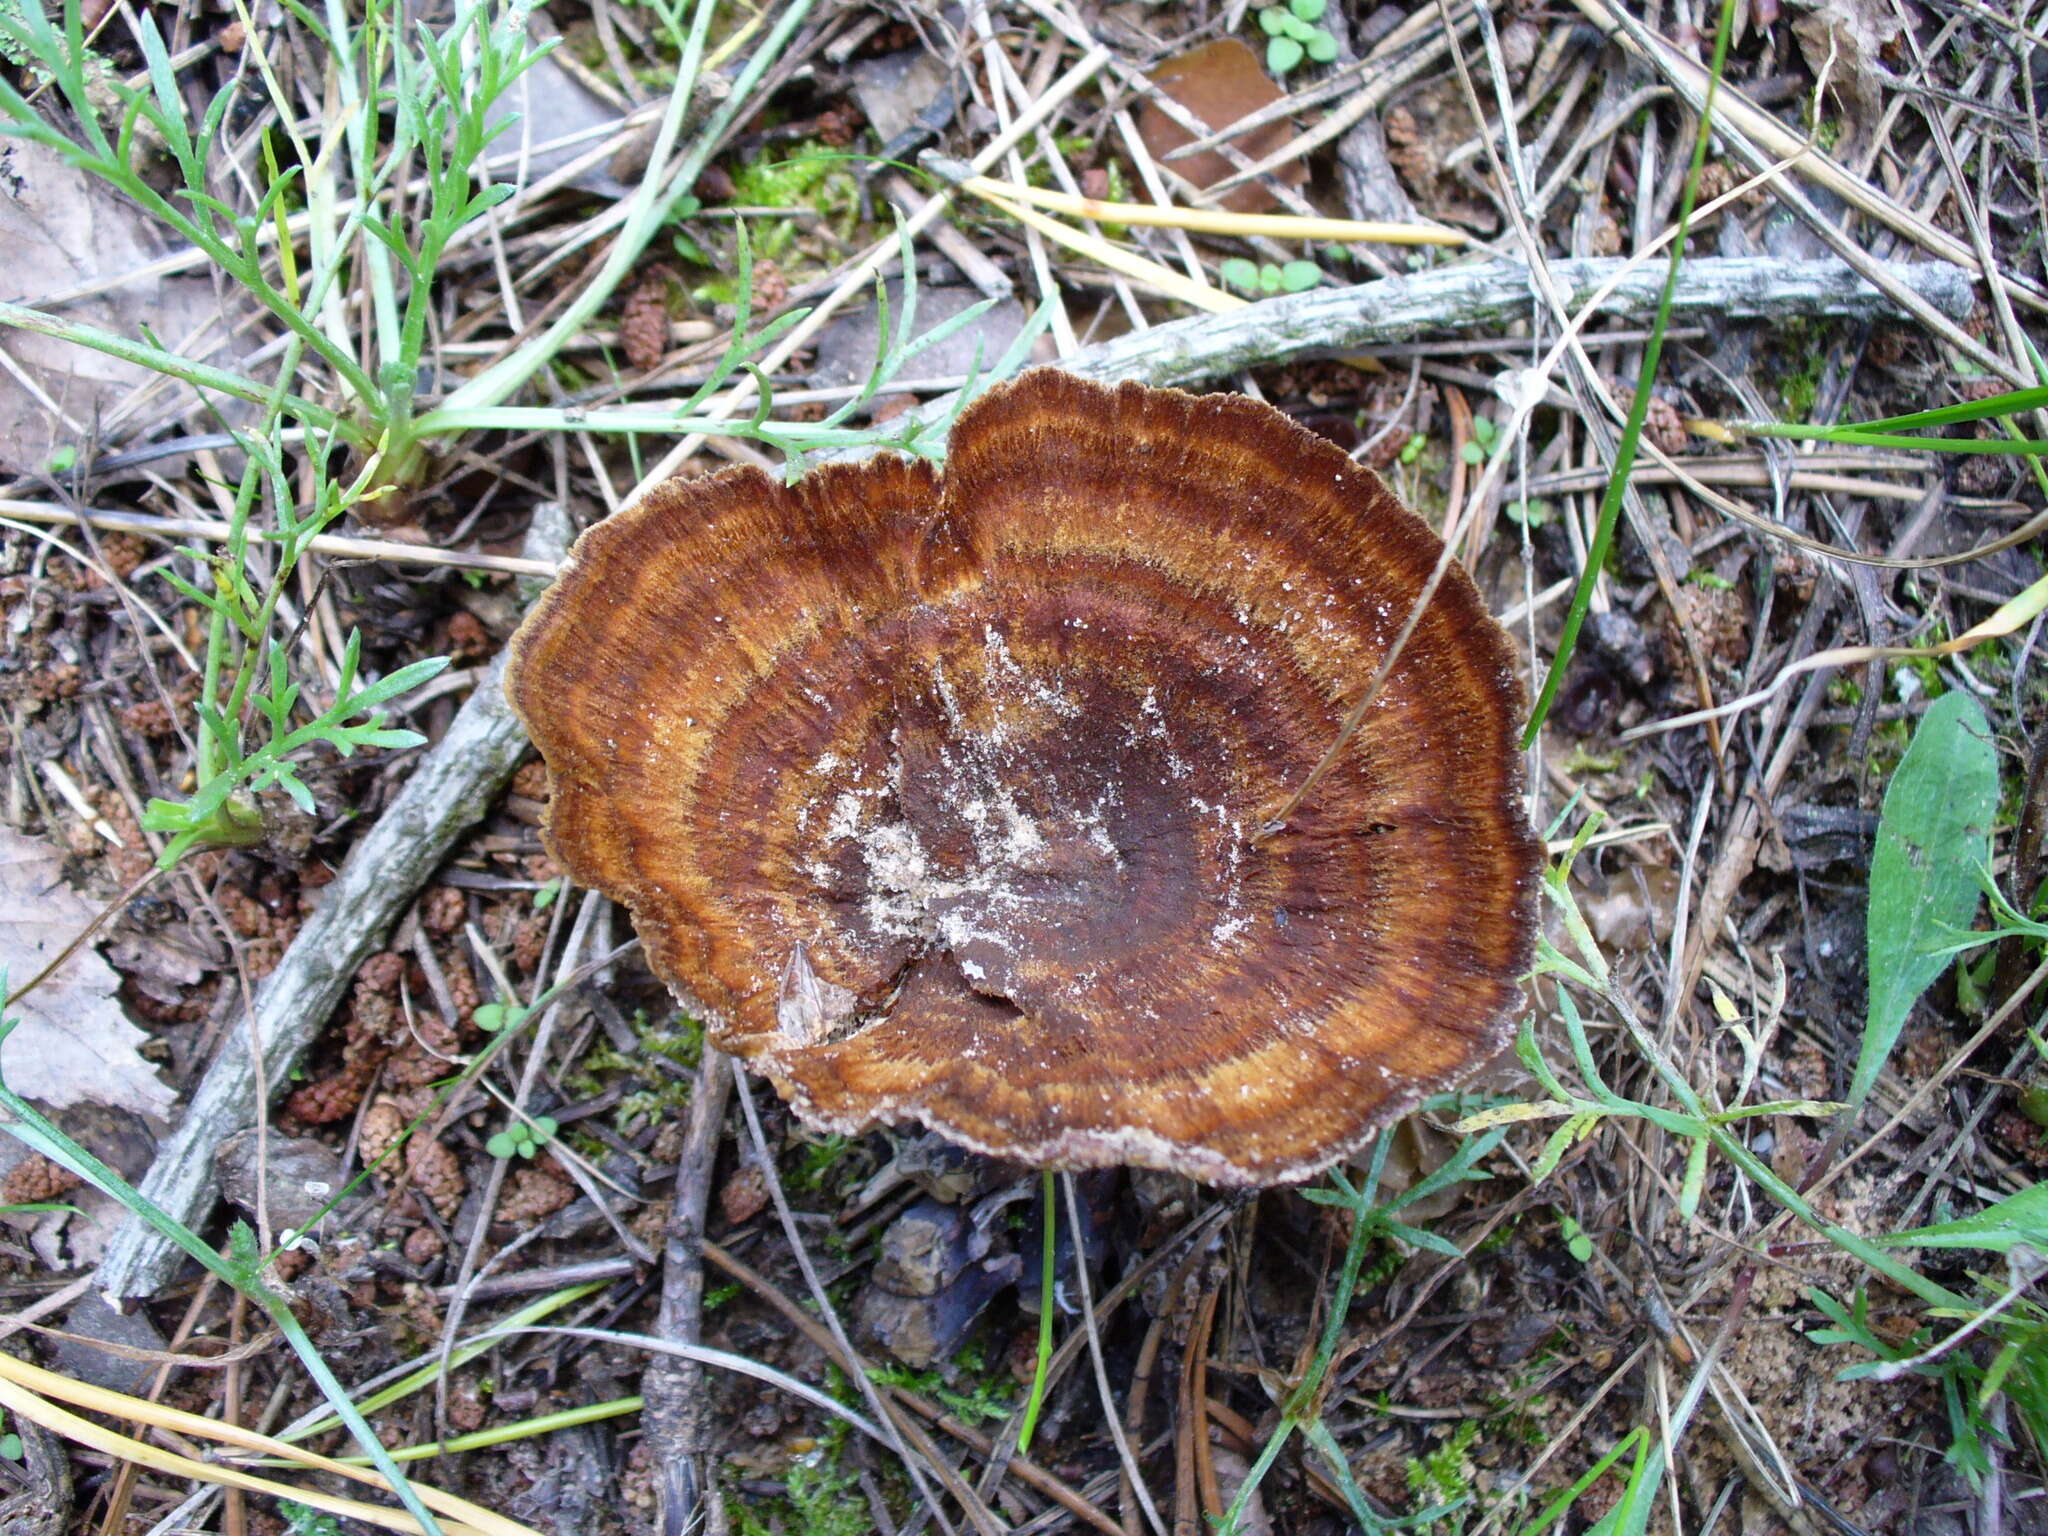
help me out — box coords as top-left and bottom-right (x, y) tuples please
(506, 370), (1540, 1185)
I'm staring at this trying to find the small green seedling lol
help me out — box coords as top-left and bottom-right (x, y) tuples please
(1218, 257), (1323, 296)
(471, 1001), (530, 1034)
(1397, 432), (1428, 465)
(532, 877), (562, 912)
(1556, 1211), (1594, 1263)
(486, 1115), (557, 1160)
(1256, 0), (1338, 74)
(1459, 413), (1502, 464)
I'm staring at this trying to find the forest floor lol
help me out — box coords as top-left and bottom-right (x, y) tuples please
(1, 1), (2046, 1534)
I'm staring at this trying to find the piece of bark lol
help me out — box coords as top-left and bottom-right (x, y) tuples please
(95, 504), (574, 1302)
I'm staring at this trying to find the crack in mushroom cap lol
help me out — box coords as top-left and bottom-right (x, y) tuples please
(505, 369), (1541, 1186)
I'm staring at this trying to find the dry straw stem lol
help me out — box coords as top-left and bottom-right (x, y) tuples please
(958, 178), (1245, 313)
(950, 172), (1469, 245)
(0, 500), (557, 577)
(0, 1351), (537, 1536)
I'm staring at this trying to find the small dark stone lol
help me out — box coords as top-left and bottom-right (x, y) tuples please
(1555, 665), (1624, 738)
(214, 1129), (345, 1236)
(859, 1253), (1023, 1368)
(874, 1197), (988, 1297)
(1584, 609), (1657, 688)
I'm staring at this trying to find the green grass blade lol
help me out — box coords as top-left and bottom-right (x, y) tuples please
(1842, 384), (2048, 433)
(1523, 0), (1738, 748)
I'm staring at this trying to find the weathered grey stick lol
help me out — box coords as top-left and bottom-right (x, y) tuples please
(96, 504), (573, 1302)
(1053, 255), (1973, 388)
(830, 255), (1973, 459)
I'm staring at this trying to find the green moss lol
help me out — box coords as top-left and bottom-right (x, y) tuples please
(728, 139), (859, 260)
(790, 1131), (873, 1196)
(559, 1011), (701, 1137)
(733, 1423), (871, 1536)
(1773, 318), (1825, 421)
(867, 1343), (1017, 1427)
(1406, 1418), (1481, 1514)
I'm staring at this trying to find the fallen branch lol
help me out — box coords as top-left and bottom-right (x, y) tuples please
(96, 505), (574, 1303)
(1042, 255), (1972, 390)
(825, 256), (1972, 458)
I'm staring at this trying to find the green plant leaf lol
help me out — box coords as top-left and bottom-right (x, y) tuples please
(1278, 13), (1316, 40)
(1218, 257), (1259, 292)
(472, 1002), (527, 1033)
(1267, 35), (1303, 73)
(485, 1132), (517, 1159)
(1258, 6), (1286, 34)
(1884, 1183), (2048, 1254)
(1290, 0), (1327, 18)
(1258, 263), (1282, 294)
(1305, 29), (1338, 62)
(1857, 691), (1999, 1105)
(1278, 259), (1322, 292)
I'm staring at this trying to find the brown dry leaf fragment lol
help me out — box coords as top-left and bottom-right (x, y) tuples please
(0, 142), (241, 474)
(1644, 396), (1690, 457)
(508, 371), (1539, 1186)
(719, 1162), (769, 1225)
(1661, 584), (1751, 673)
(1138, 39), (1308, 215)
(1789, 0), (1901, 151)
(0, 826), (173, 1115)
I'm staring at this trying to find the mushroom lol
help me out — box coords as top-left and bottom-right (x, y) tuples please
(506, 370), (1540, 1187)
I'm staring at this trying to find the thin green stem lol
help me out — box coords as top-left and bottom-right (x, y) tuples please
(0, 303), (347, 437)
(1523, 0), (1739, 748)
(1016, 1169), (1057, 1456)
(1738, 423), (2048, 454)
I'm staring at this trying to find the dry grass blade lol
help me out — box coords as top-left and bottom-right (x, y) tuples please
(0, 500), (558, 576)
(951, 173), (1468, 244)
(0, 1352), (538, 1536)
(629, 42), (1114, 494)
(960, 180), (1244, 313)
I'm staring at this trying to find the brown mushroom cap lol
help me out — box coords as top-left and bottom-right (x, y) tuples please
(506, 370), (1540, 1186)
